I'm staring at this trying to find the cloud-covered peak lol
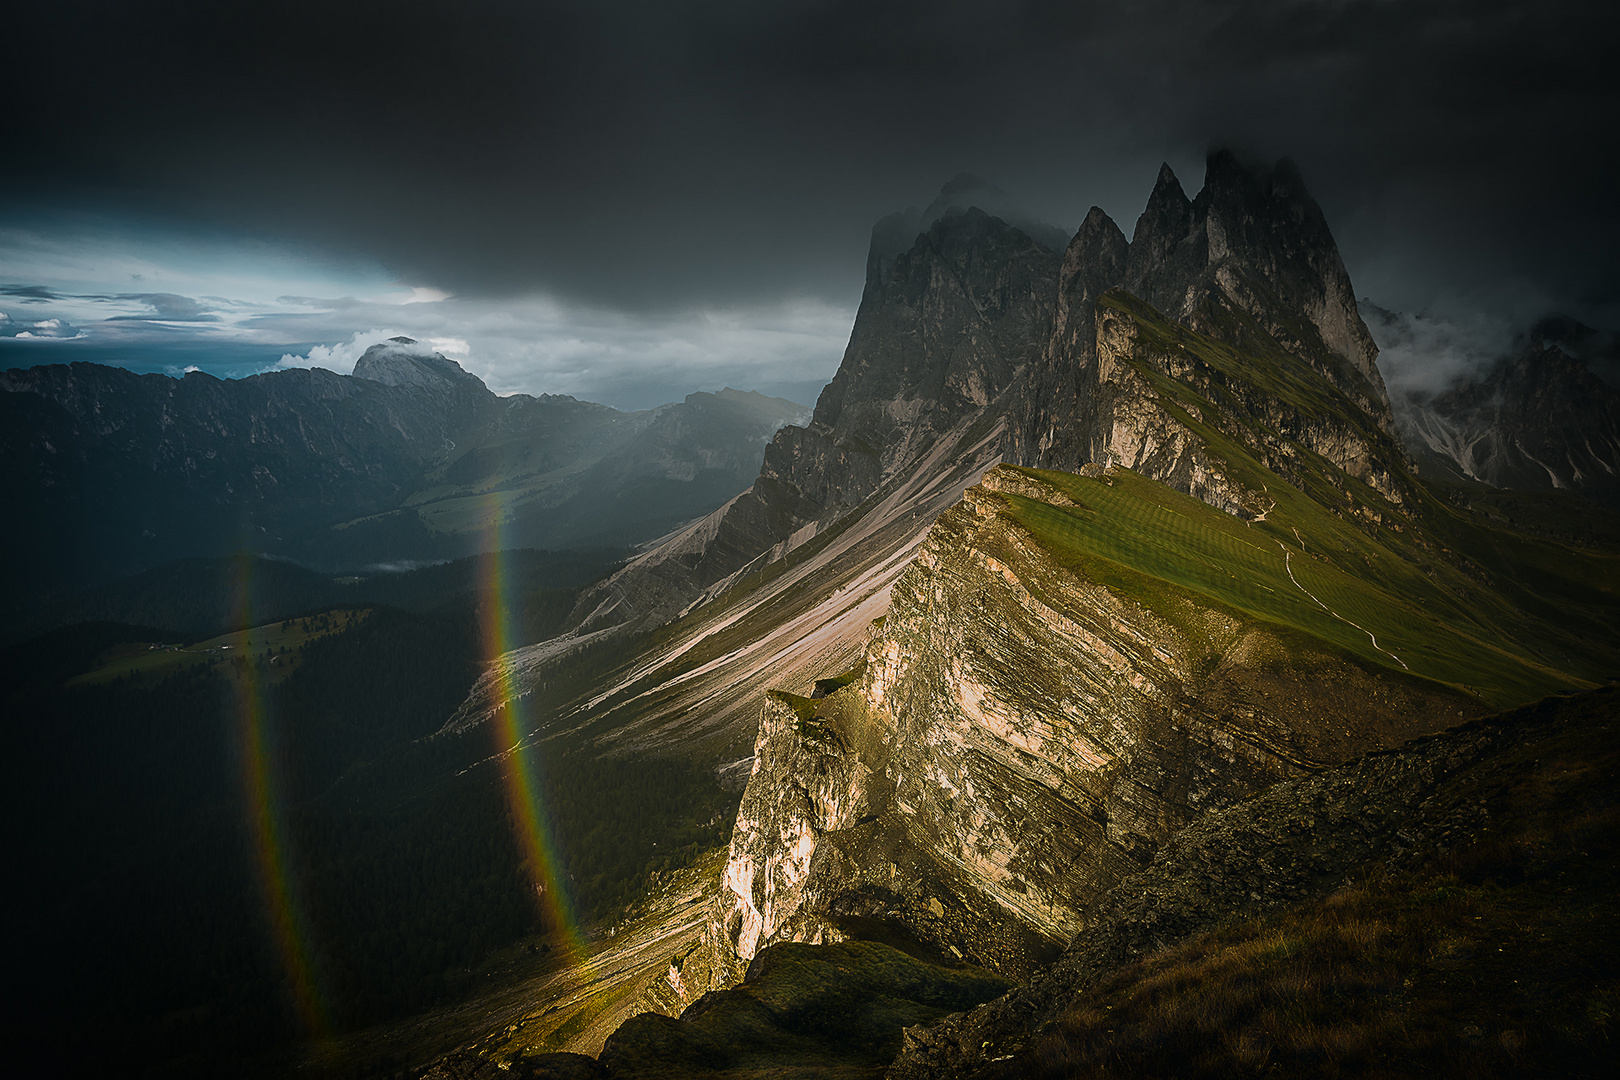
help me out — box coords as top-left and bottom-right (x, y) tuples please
(352, 336), (487, 393)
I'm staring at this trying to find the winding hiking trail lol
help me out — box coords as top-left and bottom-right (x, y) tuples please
(1275, 540), (1410, 671)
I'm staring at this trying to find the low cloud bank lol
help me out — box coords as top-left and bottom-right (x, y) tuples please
(1360, 301), (1519, 401)
(275, 329), (422, 374)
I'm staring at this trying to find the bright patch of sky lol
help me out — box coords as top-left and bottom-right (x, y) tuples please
(0, 219), (849, 410)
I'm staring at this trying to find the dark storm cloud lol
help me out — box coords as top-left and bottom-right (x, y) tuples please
(3, 1), (1616, 321)
(0, 286), (217, 321)
(1, 285), (66, 303)
(105, 293), (220, 321)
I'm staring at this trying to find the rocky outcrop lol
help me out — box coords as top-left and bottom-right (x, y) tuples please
(1010, 206), (1130, 471)
(1088, 290), (1413, 513)
(705, 464), (1479, 989)
(595, 941), (1010, 1080)
(887, 687), (1619, 1078)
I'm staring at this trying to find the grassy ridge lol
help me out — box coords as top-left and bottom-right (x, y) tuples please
(1000, 464), (1611, 708)
(990, 292), (1620, 709)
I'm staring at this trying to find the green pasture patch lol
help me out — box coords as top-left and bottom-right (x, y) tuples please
(998, 467), (1601, 708)
(768, 689), (821, 721)
(70, 606), (372, 685)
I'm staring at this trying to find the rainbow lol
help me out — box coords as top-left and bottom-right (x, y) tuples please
(479, 491), (586, 954)
(229, 551), (332, 1039)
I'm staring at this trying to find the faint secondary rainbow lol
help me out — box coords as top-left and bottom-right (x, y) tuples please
(479, 490), (586, 954)
(230, 552), (332, 1039)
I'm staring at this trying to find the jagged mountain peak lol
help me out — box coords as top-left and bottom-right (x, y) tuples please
(352, 338), (487, 393)
(1063, 206), (1129, 276)
(1144, 161), (1193, 216)
(1152, 160), (1183, 191)
(1123, 149), (1388, 414)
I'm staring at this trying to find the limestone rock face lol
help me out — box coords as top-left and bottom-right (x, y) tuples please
(705, 466), (1475, 987)
(1088, 291), (1411, 513)
(568, 151), (1400, 637)
(887, 688), (1618, 1078)
(1011, 205), (1130, 471)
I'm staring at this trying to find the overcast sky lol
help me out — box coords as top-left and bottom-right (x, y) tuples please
(2, 0), (1615, 409)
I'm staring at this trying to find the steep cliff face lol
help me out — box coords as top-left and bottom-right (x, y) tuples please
(706, 464), (1494, 988)
(706, 398), (1620, 989)
(1011, 154), (1393, 503)
(1088, 290), (1412, 514)
(1012, 206), (1130, 471)
(888, 687), (1620, 1079)
(569, 206), (1061, 637)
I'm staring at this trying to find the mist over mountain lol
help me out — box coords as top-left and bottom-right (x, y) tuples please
(1364, 302), (1620, 503)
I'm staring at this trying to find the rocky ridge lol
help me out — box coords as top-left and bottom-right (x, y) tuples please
(888, 687), (1619, 1078)
(407, 153), (1620, 1079)
(442, 688), (1618, 1079)
(569, 153), (1392, 642)
(702, 462), (1488, 990)
(688, 146), (1620, 1006)
(463, 152), (1403, 770)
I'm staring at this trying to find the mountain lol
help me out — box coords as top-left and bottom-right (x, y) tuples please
(0, 341), (807, 621)
(459, 151), (1422, 759)
(687, 155), (1616, 1000)
(420, 152), (1619, 1076)
(1362, 307), (1620, 503)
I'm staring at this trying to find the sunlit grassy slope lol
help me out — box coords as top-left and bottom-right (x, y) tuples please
(1002, 461), (1616, 709)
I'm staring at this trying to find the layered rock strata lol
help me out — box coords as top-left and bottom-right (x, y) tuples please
(706, 465), (1478, 987)
(888, 687), (1619, 1078)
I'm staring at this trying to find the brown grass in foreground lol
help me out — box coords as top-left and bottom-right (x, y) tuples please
(1006, 713), (1618, 1078)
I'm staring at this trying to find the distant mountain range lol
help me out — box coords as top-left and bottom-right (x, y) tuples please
(0, 341), (807, 618)
(1362, 304), (1620, 503)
